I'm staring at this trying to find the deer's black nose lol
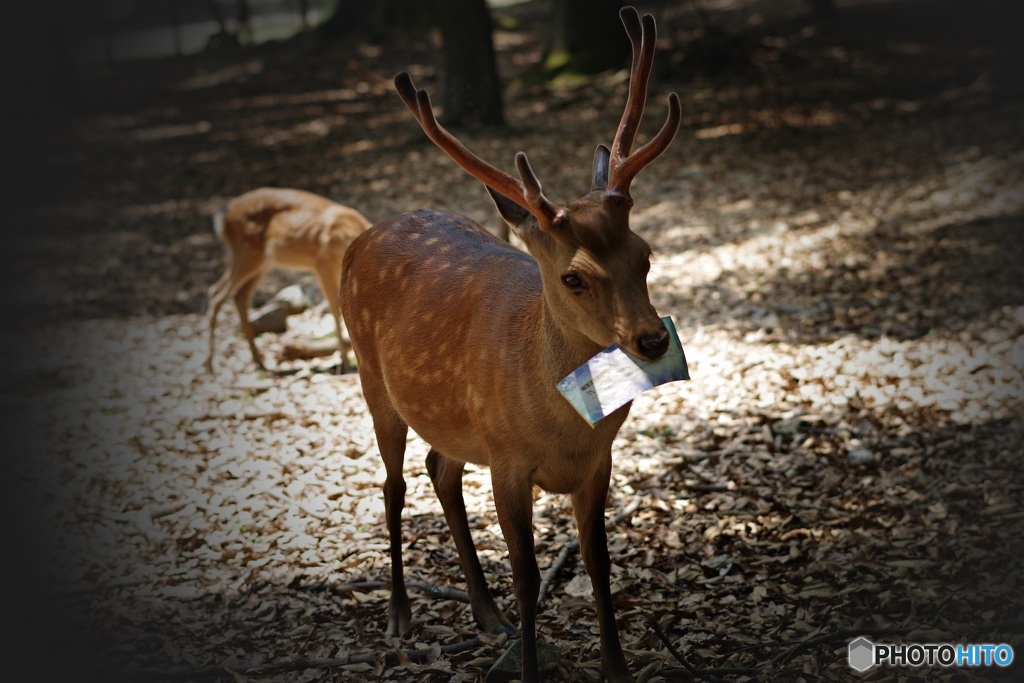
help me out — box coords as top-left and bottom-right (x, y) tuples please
(637, 329), (670, 360)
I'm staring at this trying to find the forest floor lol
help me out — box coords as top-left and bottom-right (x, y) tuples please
(5, 0), (1024, 682)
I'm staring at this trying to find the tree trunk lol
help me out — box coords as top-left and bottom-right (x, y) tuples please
(317, 0), (504, 128)
(236, 0), (253, 44)
(431, 0), (504, 127)
(316, 0), (429, 43)
(810, 0), (837, 19)
(169, 0), (183, 56)
(546, 0), (630, 75)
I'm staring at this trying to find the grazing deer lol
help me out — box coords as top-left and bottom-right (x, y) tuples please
(204, 187), (371, 374)
(340, 7), (679, 682)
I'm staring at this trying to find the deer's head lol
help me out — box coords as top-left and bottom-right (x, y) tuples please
(395, 6), (679, 360)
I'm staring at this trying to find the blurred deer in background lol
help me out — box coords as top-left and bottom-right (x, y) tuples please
(340, 7), (679, 682)
(204, 187), (371, 374)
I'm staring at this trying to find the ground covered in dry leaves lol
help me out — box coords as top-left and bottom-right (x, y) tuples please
(5, 1), (1023, 682)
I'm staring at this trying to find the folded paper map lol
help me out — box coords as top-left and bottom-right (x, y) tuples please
(556, 316), (689, 426)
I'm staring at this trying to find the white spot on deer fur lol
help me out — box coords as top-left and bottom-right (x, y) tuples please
(320, 206), (341, 224)
(469, 388), (485, 411)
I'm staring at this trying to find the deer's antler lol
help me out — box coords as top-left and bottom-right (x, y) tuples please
(394, 72), (564, 227)
(607, 7), (681, 198)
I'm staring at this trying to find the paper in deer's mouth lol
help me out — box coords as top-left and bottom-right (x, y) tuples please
(556, 316), (689, 427)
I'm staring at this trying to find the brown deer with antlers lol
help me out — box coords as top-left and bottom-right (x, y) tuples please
(340, 7), (680, 682)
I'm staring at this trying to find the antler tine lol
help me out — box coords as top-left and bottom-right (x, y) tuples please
(394, 71), (422, 122)
(515, 153), (563, 223)
(609, 9), (657, 172)
(393, 71), (561, 227)
(608, 92), (681, 197)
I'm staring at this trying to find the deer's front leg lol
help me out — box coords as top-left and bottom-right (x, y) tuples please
(314, 261), (350, 374)
(491, 467), (540, 682)
(426, 450), (515, 635)
(571, 454), (633, 683)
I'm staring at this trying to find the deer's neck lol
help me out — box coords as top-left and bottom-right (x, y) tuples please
(535, 288), (605, 381)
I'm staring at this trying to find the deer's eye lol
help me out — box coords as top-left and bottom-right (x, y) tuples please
(561, 273), (587, 291)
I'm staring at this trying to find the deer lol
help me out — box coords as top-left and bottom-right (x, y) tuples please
(204, 186), (371, 375)
(339, 7), (680, 682)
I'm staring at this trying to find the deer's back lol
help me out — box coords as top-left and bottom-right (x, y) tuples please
(342, 210), (539, 350)
(222, 187), (370, 268)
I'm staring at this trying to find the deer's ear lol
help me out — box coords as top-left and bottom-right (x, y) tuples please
(591, 144), (610, 192)
(486, 187), (532, 229)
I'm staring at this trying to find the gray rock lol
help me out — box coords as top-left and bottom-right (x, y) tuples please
(847, 448), (876, 466)
(250, 284), (317, 334)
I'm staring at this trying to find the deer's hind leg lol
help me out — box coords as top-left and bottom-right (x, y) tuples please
(206, 250), (265, 372)
(204, 268), (233, 373)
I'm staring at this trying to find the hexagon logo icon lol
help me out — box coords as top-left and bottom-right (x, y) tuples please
(848, 637), (875, 672)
